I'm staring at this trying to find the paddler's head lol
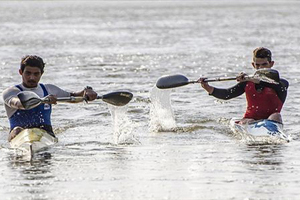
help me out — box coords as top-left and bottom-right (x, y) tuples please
(252, 47), (274, 70)
(19, 55), (45, 88)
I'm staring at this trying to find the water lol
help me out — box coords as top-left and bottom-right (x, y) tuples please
(1, 1), (300, 199)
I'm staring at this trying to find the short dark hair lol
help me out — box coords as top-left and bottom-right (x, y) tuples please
(20, 55), (45, 73)
(253, 47), (272, 62)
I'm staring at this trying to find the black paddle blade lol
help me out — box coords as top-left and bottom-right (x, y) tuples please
(254, 68), (280, 84)
(101, 91), (133, 106)
(156, 74), (190, 89)
(17, 91), (42, 110)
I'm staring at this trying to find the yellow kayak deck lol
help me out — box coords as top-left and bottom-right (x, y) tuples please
(10, 128), (58, 155)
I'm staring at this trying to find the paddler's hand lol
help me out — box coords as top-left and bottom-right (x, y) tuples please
(237, 72), (260, 84)
(236, 72), (248, 82)
(45, 94), (57, 104)
(10, 97), (25, 109)
(84, 86), (97, 101)
(197, 78), (214, 94)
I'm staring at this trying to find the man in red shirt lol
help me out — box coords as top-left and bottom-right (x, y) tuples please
(198, 47), (288, 124)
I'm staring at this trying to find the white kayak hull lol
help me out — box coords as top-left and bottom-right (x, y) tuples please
(10, 128), (58, 157)
(229, 118), (290, 142)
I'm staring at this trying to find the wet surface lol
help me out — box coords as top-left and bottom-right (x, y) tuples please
(1, 1), (300, 199)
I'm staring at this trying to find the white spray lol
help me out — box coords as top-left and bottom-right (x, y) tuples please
(149, 86), (177, 132)
(108, 105), (138, 145)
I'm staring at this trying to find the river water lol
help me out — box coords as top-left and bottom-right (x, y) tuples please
(1, 1), (300, 200)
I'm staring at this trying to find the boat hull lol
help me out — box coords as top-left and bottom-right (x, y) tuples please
(10, 128), (58, 156)
(229, 118), (290, 142)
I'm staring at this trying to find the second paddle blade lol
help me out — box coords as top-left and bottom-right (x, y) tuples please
(254, 68), (280, 84)
(17, 91), (42, 110)
(156, 74), (190, 89)
(101, 91), (133, 106)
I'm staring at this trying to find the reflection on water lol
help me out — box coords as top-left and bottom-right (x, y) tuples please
(4, 152), (54, 199)
(243, 144), (284, 168)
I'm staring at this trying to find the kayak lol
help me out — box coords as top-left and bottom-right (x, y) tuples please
(10, 128), (58, 157)
(229, 118), (291, 143)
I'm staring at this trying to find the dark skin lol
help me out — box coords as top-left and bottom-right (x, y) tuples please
(8, 65), (98, 141)
(10, 65), (97, 110)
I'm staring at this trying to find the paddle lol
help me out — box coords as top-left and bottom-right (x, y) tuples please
(18, 91), (133, 110)
(156, 68), (280, 89)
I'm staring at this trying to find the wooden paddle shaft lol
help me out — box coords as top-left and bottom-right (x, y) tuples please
(192, 75), (255, 83)
(54, 96), (86, 103)
(204, 77), (237, 82)
(188, 77), (237, 84)
(56, 95), (105, 101)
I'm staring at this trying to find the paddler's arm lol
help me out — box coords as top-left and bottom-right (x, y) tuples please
(198, 78), (246, 100)
(211, 83), (246, 100)
(45, 84), (97, 103)
(70, 86), (98, 101)
(6, 96), (25, 109)
(198, 78), (214, 94)
(2, 88), (25, 109)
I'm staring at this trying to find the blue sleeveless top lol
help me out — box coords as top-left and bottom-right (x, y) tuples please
(9, 84), (53, 133)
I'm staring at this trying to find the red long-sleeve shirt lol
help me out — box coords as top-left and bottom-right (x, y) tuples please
(210, 79), (289, 120)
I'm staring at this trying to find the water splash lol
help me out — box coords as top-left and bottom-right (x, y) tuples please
(149, 86), (177, 132)
(228, 118), (290, 144)
(108, 105), (138, 145)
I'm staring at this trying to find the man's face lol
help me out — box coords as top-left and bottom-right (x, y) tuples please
(252, 58), (274, 69)
(19, 66), (43, 88)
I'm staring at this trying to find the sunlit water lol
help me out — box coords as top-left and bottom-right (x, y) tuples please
(1, 1), (300, 199)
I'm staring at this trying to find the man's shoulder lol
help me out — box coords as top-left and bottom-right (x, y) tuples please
(43, 83), (61, 90)
(3, 85), (21, 94)
(43, 84), (69, 96)
(279, 78), (289, 88)
(2, 85), (21, 99)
